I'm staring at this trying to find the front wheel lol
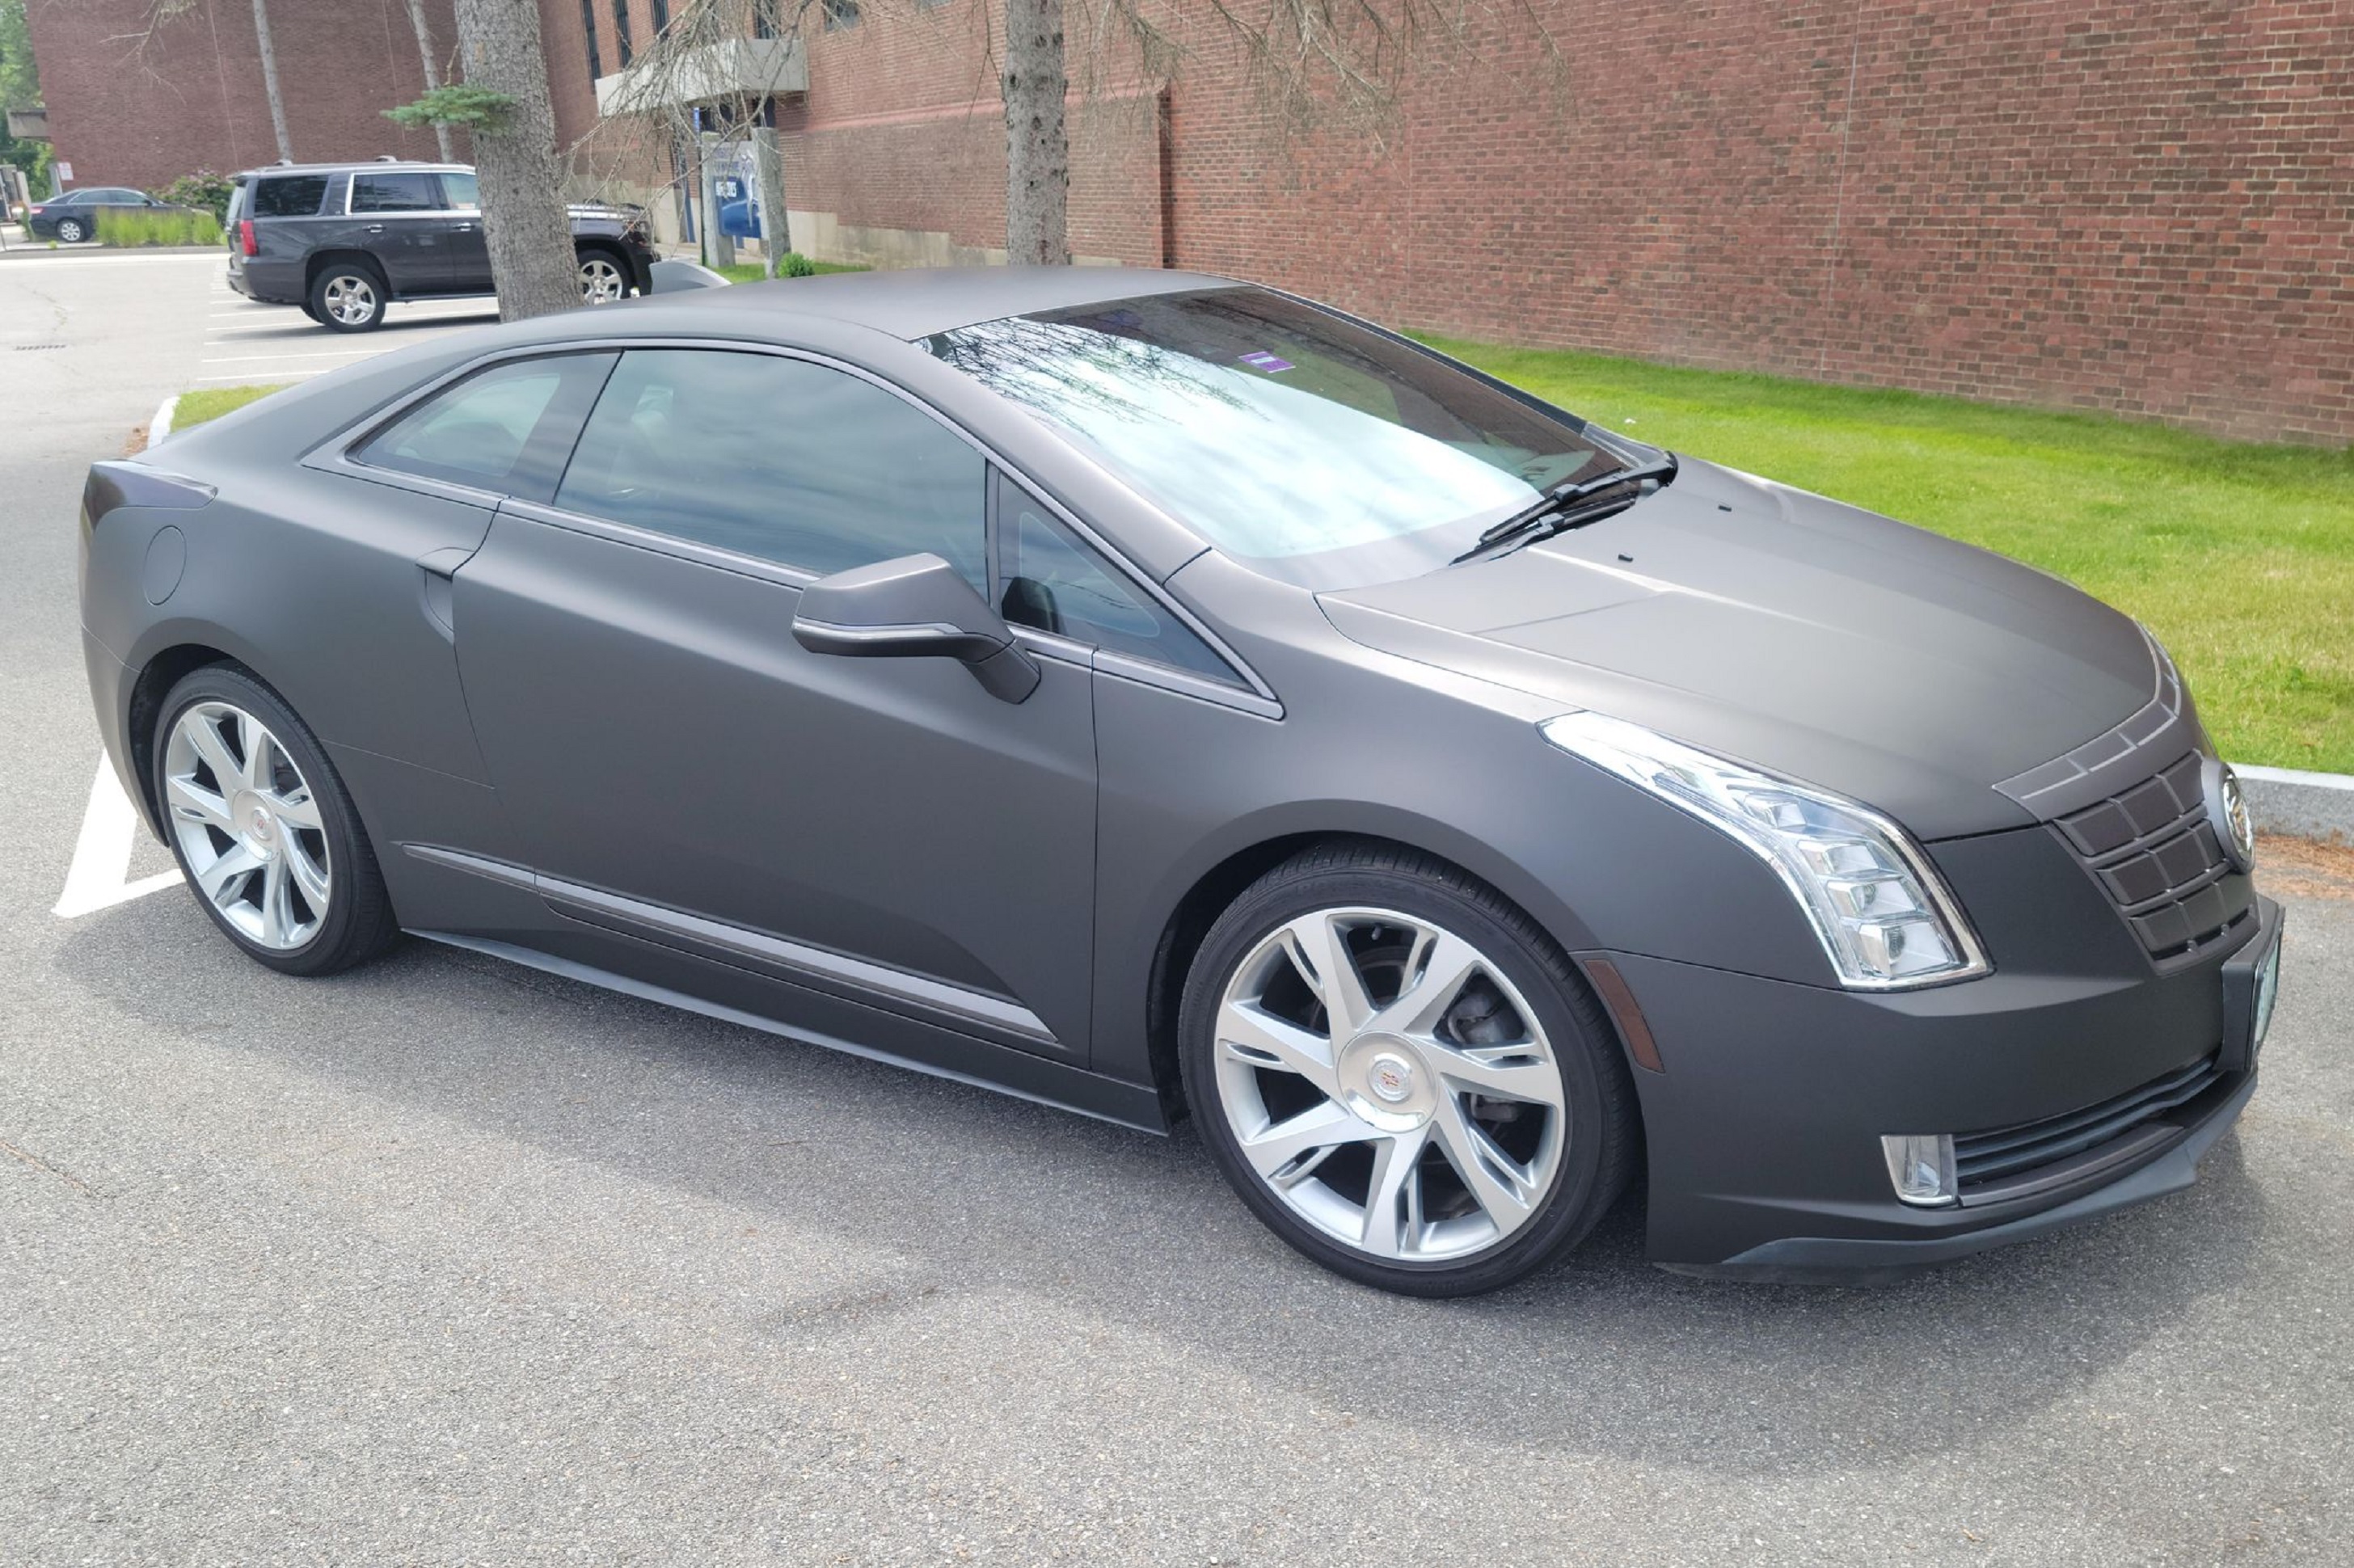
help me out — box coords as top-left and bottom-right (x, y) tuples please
(576, 250), (629, 304)
(1179, 842), (1637, 1296)
(152, 664), (399, 976)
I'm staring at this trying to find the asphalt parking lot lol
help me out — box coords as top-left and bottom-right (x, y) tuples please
(3, 249), (2350, 1566)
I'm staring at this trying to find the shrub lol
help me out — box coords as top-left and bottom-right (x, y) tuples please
(97, 208), (223, 247)
(781, 251), (816, 278)
(154, 171), (234, 225)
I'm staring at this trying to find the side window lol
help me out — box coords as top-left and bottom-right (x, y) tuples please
(356, 353), (616, 499)
(554, 349), (988, 591)
(994, 474), (1238, 684)
(251, 175), (327, 217)
(438, 172), (480, 212)
(349, 172), (441, 213)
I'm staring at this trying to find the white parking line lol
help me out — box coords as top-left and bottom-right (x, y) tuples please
(55, 753), (182, 919)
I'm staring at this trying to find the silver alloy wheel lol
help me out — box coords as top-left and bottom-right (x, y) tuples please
(577, 255), (626, 303)
(322, 273), (378, 327)
(56, 217), (86, 243)
(162, 701), (332, 951)
(1213, 906), (1568, 1262)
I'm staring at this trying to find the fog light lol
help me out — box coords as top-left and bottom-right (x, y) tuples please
(1881, 1133), (1958, 1208)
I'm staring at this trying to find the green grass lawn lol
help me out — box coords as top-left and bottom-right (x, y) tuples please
(716, 258), (869, 284)
(169, 384), (287, 430)
(1429, 338), (2354, 774)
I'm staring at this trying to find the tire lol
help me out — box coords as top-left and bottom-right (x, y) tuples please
(1179, 841), (1637, 1296)
(150, 663), (399, 977)
(576, 247), (631, 304)
(55, 217), (86, 243)
(309, 261), (387, 332)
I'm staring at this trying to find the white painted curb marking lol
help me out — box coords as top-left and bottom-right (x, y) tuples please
(148, 393), (179, 446)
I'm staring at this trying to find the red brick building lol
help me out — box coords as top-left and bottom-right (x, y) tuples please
(26, 0), (2354, 442)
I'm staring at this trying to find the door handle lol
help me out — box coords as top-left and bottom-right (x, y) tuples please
(365, 223), (385, 234)
(453, 222), (475, 233)
(417, 546), (472, 643)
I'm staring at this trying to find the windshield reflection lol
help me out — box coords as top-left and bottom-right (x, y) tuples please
(929, 289), (1622, 585)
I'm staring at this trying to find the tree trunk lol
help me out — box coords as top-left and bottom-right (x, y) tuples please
(450, 0), (579, 321)
(250, 0), (294, 163)
(402, 0), (457, 162)
(1002, 0), (1068, 266)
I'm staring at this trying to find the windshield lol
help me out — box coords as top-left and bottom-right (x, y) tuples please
(926, 288), (1639, 586)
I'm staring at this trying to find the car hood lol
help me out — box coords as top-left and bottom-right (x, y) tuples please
(1316, 458), (2170, 840)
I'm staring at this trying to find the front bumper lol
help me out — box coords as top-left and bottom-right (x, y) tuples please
(1603, 836), (2279, 1274)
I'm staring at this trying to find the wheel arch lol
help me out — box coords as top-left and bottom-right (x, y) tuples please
(1141, 822), (1626, 1124)
(304, 248), (388, 294)
(124, 641), (238, 832)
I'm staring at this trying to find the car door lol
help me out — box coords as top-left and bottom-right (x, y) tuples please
(344, 170), (450, 295)
(446, 345), (1100, 1060)
(432, 171), (493, 293)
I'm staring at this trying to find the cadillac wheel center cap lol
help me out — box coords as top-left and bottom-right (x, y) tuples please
(230, 790), (277, 855)
(1367, 1052), (1416, 1104)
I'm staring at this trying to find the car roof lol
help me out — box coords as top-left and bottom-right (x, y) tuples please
(235, 161), (468, 179)
(646, 265), (1242, 341)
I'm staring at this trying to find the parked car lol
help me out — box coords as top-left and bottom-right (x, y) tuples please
(25, 186), (197, 242)
(221, 160), (656, 331)
(77, 269), (2281, 1296)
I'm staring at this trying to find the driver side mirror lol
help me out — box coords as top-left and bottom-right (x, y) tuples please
(791, 553), (1040, 704)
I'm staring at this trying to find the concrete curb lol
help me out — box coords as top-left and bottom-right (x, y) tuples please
(2241, 764), (2354, 846)
(0, 242), (221, 259)
(147, 394), (180, 447)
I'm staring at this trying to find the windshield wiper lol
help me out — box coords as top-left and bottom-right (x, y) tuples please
(1452, 455), (1679, 565)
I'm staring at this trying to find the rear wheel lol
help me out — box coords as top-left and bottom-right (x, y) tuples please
(54, 216), (87, 243)
(310, 262), (386, 331)
(576, 249), (629, 304)
(1179, 842), (1636, 1296)
(152, 664), (399, 976)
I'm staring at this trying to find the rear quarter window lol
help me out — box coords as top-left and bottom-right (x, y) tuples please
(355, 354), (616, 501)
(251, 176), (329, 217)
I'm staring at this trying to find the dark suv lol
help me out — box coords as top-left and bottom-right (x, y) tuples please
(224, 160), (656, 332)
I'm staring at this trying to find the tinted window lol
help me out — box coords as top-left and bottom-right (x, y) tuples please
(929, 287), (1643, 588)
(555, 350), (987, 590)
(357, 353), (615, 499)
(996, 476), (1234, 682)
(350, 172), (441, 213)
(251, 175), (329, 217)
(439, 171), (479, 211)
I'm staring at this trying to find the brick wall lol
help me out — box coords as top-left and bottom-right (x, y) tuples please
(771, 0), (2354, 443)
(29, 0), (2348, 440)
(26, 0), (462, 189)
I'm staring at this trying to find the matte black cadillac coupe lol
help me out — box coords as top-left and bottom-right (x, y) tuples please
(78, 269), (2282, 1295)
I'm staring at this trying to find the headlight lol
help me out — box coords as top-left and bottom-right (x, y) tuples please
(1538, 711), (1991, 990)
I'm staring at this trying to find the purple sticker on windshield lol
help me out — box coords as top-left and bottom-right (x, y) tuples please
(1238, 350), (1294, 373)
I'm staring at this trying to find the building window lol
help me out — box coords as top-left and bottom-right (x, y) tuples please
(651, 0), (669, 34)
(611, 0), (633, 65)
(823, 0), (860, 31)
(580, 0), (603, 77)
(753, 0), (779, 37)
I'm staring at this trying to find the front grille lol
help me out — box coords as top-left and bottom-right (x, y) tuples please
(2051, 751), (2254, 963)
(1955, 1051), (2225, 1197)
